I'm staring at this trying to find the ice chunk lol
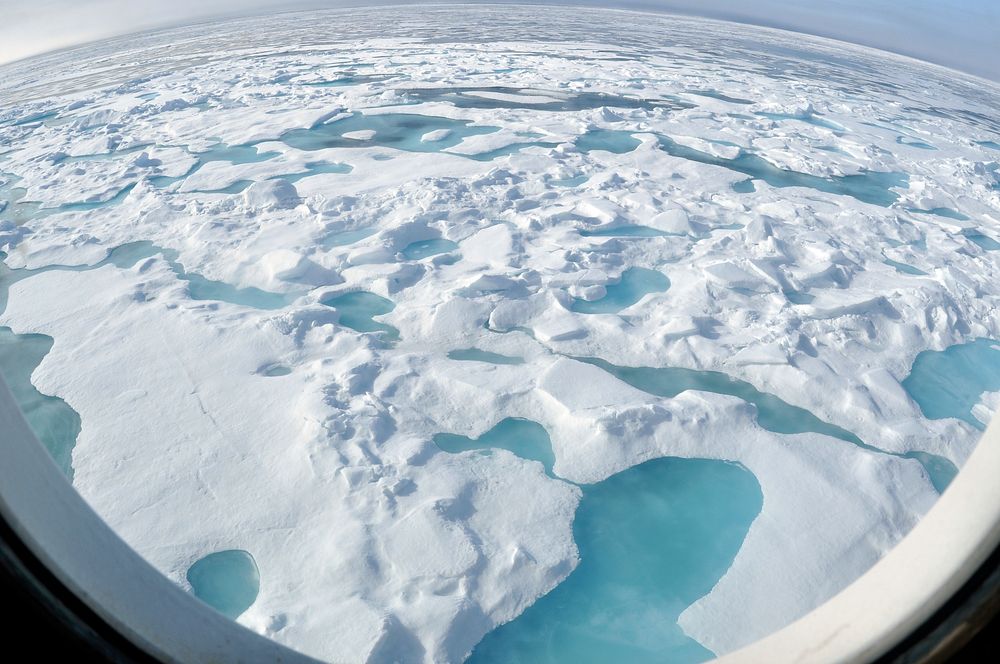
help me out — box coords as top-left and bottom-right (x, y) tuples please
(242, 179), (300, 210)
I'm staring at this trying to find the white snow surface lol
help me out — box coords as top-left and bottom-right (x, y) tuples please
(1, 5), (999, 663)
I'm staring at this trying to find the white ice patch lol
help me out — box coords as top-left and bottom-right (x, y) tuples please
(343, 129), (377, 140)
(973, 391), (1000, 427)
(1, 6), (998, 662)
(421, 129), (452, 142)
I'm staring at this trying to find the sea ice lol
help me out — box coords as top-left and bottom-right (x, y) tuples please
(0, 6), (998, 663)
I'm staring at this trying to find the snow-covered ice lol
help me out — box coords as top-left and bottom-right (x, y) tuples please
(1, 5), (999, 663)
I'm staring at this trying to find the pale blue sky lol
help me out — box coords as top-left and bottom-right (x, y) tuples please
(1, 1), (997, 81)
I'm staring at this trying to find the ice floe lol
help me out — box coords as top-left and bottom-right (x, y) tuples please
(1, 5), (999, 663)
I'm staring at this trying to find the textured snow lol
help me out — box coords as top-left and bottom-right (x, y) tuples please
(1, 5), (999, 663)
(973, 391), (1000, 427)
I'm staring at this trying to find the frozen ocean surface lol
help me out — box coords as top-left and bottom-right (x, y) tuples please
(0, 5), (998, 663)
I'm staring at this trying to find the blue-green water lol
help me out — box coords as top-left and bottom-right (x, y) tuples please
(105, 243), (292, 309)
(0, 200), (42, 226)
(0, 176), (41, 224)
(570, 268), (670, 314)
(527, 127), (905, 206)
(396, 87), (689, 113)
(22, 242), (289, 310)
(34, 182), (138, 215)
(0, 241), (294, 476)
(13, 141), (292, 206)
(149, 143), (281, 189)
(883, 258), (928, 276)
(448, 348), (525, 365)
(576, 130), (641, 154)
(967, 233), (1000, 251)
(260, 364), (292, 377)
(687, 90), (753, 105)
(758, 112), (844, 132)
(907, 207), (969, 221)
(580, 356), (866, 443)
(192, 144), (280, 167)
(731, 179), (756, 193)
(432, 414), (763, 664)
(464, 140), (560, 162)
(550, 175), (589, 187)
(434, 419), (761, 663)
(896, 136), (936, 150)
(0, 242), (161, 313)
(472, 458), (760, 664)
(320, 291), (399, 341)
(900, 451), (958, 494)
(402, 238), (459, 260)
(0, 243), (165, 478)
(280, 161), (353, 183)
(305, 78), (360, 87)
(579, 225), (673, 238)
(281, 112), (500, 154)
(0, 328), (79, 478)
(435, 418), (556, 478)
(580, 356), (958, 492)
(301, 73), (395, 87)
(13, 110), (58, 126)
(902, 338), (1000, 432)
(324, 227), (377, 248)
(186, 549), (260, 620)
(784, 290), (815, 305)
(51, 143), (153, 165)
(76, 242), (293, 309)
(194, 180), (254, 195)
(183, 270), (289, 309)
(655, 135), (906, 207)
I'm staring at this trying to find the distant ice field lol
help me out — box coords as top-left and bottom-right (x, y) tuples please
(1, 6), (999, 663)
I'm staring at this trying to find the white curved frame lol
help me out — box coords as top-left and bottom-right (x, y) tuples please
(0, 378), (318, 663)
(721, 417), (1000, 663)
(2, 373), (998, 663)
